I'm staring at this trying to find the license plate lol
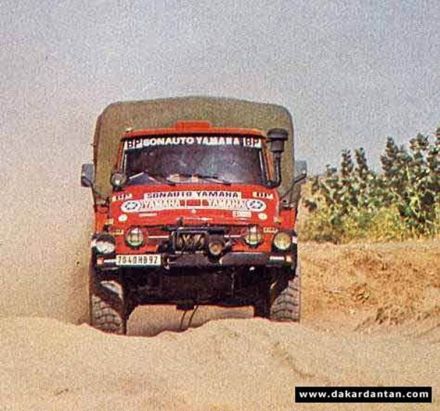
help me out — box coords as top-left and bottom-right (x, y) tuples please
(116, 254), (161, 267)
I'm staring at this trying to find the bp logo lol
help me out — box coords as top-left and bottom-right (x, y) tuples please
(246, 199), (266, 212)
(121, 200), (141, 213)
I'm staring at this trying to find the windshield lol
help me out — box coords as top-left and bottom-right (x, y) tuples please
(122, 135), (266, 185)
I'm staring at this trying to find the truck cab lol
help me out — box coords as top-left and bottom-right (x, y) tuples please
(81, 98), (306, 334)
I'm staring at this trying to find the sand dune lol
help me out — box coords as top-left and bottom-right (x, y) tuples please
(1, 240), (439, 410)
(1, 315), (438, 411)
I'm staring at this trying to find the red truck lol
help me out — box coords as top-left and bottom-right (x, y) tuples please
(81, 97), (307, 334)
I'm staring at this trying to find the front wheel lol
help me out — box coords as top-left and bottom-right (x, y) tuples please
(254, 263), (301, 322)
(89, 268), (127, 334)
(90, 293), (127, 334)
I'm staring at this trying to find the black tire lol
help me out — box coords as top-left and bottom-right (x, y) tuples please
(90, 293), (127, 334)
(270, 264), (301, 322)
(89, 268), (127, 334)
(254, 263), (301, 322)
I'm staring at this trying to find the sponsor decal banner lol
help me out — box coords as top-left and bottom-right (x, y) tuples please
(144, 191), (241, 199)
(124, 135), (262, 150)
(121, 191), (267, 213)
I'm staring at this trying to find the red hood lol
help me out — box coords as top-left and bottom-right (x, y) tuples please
(110, 183), (279, 227)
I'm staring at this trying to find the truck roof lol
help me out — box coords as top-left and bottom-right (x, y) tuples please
(122, 121), (265, 139)
(93, 96), (294, 199)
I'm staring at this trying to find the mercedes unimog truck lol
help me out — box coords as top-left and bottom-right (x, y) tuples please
(81, 97), (307, 334)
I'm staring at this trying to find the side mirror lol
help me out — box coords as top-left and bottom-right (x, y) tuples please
(81, 163), (95, 187)
(293, 160), (307, 185)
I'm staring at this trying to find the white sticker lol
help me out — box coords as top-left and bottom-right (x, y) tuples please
(112, 192), (133, 202)
(121, 200), (141, 212)
(246, 199), (267, 211)
(233, 210), (252, 218)
(252, 191), (273, 199)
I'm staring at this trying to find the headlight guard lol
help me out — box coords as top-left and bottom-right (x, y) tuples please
(242, 225), (263, 247)
(273, 231), (292, 251)
(92, 233), (116, 254)
(125, 226), (146, 248)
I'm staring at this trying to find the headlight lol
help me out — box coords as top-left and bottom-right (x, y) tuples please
(243, 225), (263, 247)
(125, 226), (145, 248)
(273, 231), (292, 251)
(93, 233), (116, 254)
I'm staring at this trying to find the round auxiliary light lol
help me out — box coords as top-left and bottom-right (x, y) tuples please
(125, 227), (145, 248)
(94, 233), (116, 254)
(243, 225), (263, 247)
(110, 171), (127, 189)
(208, 239), (225, 257)
(273, 231), (292, 251)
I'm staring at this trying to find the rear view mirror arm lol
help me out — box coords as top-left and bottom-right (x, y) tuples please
(280, 160), (308, 205)
(280, 172), (307, 201)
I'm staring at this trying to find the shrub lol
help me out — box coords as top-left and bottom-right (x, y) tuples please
(302, 128), (440, 243)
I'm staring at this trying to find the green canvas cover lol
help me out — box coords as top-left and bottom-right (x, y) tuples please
(93, 96), (294, 200)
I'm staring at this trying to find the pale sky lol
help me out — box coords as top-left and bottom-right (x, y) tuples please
(1, 0), (439, 176)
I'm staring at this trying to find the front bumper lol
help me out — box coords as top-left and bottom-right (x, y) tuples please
(96, 251), (294, 270)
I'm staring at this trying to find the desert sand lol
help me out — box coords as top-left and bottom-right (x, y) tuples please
(1, 240), (439, 410)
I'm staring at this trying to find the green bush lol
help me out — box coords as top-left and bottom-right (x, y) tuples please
(303, 128), (440, 243)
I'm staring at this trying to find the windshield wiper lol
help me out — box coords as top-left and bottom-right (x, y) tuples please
(176, 173), (231, 185)
(129, 171), (176, 186)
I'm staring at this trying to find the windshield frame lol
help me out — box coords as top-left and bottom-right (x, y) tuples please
(118, 133), (270, 187)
